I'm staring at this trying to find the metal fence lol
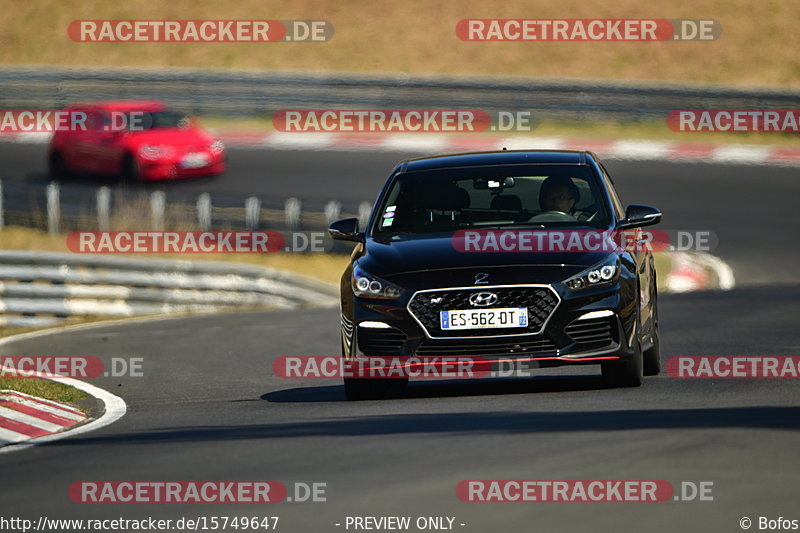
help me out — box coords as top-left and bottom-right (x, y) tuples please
(0, 178), (372, 235)
(0, 250), (338, 327)
(1, 66), (799, 121)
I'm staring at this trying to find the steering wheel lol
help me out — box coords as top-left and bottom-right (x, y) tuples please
(528, 210), (577, 223)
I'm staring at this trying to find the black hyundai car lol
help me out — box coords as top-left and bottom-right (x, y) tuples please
(330, 150), (662, 400)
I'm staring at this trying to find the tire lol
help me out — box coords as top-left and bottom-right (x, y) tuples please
(340, 342), (408, 400)
(343, 376), (408, 401)
(602, 300), (644, 388)
(48, 152), (70, 179)
(643, 298), (661, 376)
(121, 154), (141, 182)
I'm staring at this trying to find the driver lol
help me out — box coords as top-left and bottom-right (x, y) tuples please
(539, 176), (580, 214)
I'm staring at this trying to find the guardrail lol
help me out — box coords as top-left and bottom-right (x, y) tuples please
(0, 251), (338, 328)
(1, 66), (799, 121)
(0, 178), (372, 235)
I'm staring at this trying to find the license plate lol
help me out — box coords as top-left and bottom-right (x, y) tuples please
(440, 308), (528, 330)
(180, 153), (210, 168)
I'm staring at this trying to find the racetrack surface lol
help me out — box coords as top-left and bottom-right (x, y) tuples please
(0, 147), (798, 532)
(0, 287), (798, 531)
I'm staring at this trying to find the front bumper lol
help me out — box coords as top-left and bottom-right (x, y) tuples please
(342, 282), (638, 372)
(139, 154), (226, 180)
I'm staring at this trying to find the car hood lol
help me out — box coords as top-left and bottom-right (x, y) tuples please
(126, 127), (215, 149)
(359, 233), (616, 285)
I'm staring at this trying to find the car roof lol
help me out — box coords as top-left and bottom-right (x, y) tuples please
(399, 150), (597, 172)
(67, 100), (167, 112)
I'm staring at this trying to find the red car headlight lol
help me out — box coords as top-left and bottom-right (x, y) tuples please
(208, 140), (225, 155)
(138, 144), (175, 160)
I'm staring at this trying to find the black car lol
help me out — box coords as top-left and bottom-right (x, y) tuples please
(329, 150), (662, 400)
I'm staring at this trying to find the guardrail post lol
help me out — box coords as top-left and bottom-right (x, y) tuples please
(285, 197), (301, 231)
(358, 201), (371, 231)
(150, 191), (165, 231)
(0, 178), (4, 231)
(197, 193), (212, 231)
(245, 196), (261, 230)
(96, 186), (111, 231)
(46, 181), (60, 235)
(324, 200), (341, 226)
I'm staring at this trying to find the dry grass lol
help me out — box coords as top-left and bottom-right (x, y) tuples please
(0, 0), (798, 86)
(0, 378), (89, 403)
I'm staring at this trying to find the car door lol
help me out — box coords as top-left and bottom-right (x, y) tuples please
(89, 110), (129, 174)
(61, 107), (97, 172)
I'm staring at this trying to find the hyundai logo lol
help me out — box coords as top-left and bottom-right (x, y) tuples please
(469, 292), (498, 307)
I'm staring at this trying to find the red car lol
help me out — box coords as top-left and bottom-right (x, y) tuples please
(48, 100), (226, 181)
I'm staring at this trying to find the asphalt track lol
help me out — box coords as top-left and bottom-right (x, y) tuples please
(0, 145), (798, 532)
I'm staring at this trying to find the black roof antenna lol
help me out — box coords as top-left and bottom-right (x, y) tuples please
(502, 147), (507, 150)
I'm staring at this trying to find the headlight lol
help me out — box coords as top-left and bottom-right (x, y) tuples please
(352, 264), (403, 299)
(564, 256), (620, 290)
(138, 144), (175, 160)
(209, 140), (225, 155)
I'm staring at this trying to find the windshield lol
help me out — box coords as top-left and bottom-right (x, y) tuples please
(372, 164), (611, 235)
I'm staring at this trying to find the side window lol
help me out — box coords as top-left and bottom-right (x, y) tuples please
(599, 163), (625, 220)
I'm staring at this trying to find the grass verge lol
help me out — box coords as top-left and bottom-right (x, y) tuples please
(2, 0), (799, 87)
(0, 378), (89, 403)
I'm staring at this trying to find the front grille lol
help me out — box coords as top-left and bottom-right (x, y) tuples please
(416, 336), (557, 357)
(565, 317), (614, 345)
(407, 285), (559, 338)
(358, 326), (407, 355)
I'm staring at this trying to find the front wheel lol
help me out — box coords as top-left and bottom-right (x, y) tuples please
(643, 302), (661, 376)
(48, 152), (71, 179)
(602, 311), (644, 388)
(343, 376), (408, 401)
(121, 154), (141, 182)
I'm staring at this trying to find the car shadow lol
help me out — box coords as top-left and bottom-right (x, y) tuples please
(262, 374), (608, 403)
(47, 404), (800, 447)
(24, 170), (220, 189)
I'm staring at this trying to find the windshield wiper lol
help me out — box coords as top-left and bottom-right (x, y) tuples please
(469, 223), (546, 230)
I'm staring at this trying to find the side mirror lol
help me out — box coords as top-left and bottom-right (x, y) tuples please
(329, 217), (364, 242)
(619, 205), (662, 229)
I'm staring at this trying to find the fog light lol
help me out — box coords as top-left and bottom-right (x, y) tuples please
(384, 287), (401, 298)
